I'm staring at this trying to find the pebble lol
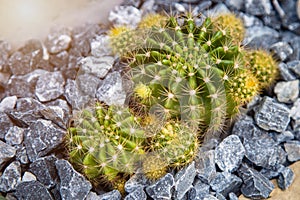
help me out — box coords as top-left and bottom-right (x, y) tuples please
(22, 172), (37, 182)
(254, 97), (290, 132)
(24, 119), (66, 162)
(15, 146), (29, 165)
(238, 164), (274, 199)
(284, 141), (300, 162)
(195, 150), (216, 184)
(228, 192), (238, 200)
(245, 0), (272, 16)
(278, 166), (295, 190)
(91, 35), (112, 57)
(270, 42), (293, 61)
(187, 180), (210, 200)
(274, 80), (299, 103)
(145, 173), (174, 200)
(287, 60), (300, 78)
(0, 141), (16, 171)
(277, 62), (297, 81)
(239, 12), (263, 28)
(45, 28), (72, 54)
(49, 50), (69, 69)
(204, 194), (218, 200)
(79, 56), (115, 79)
(272, 131), (294, 143)
(215, 135), (245, 172)
(55, 159), (92, 200)
(96, 71), (127, 106)
(124, 187), (147, 200)
(0, 112), (14, 140)
(76, 74), (101, 97)
(15, 181), (53, 200)
(98, 190), (121, 200)
(243, 26), (279, 49)
(108, 5), (142, 28)
(0, 161), (21, 192)
(29, 155), (58, 188)
(210, 172), (242, 197)
(225, 0), (244, 10)
(124, 169), (150, 193)
(174, 162), (197, 199)
(0, 96), (17, 112)
(5, 126), (24, 145)
(35, 71), (65, 102)
(291, 99), (300, 130)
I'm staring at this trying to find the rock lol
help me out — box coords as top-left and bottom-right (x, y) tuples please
(278, 166), (295, 190)
(108, 6), (142, 28)
(239, 12), (263, 28)
(245, 0), (272, 16)
(277, 62), (297, 81)
(98, 190), (121, 200)
(86, 192), (101, 200)
(76, 74), (101, 97)
(243, 134), (282, 168)
(5, 126), (24, 145)
(24, 119), (66, 162)
(260, 164), (284, 179)
(6, 97), (45, 127)
(91, 35), (112, 57)
(64, 79), (90, 110)
(270, 42), (293, 61)
(79, 56), (115, 79)
(287, 60), (300, 78)
(0, 161), (21, 192)
(15, 181), (53, 200)
(215, 135), (245, 172)
(284, 141), (300, 162)
(29, 155), (58, 188)
(174, 2), (186, 12)
(15, 146), (29, 165)
(187, 180), (210, 200)
(289, 36), (300, 60)
(0, 112), (14, 139)
(228, 192), (238, 200)
(96, 72), (127, 106)
(204, 194), (218, 200)
(8, 40), (43, 75)
(174, 162), (197, 199)
(195, 150), (216, 184)
(271, 130), (294, 143)
(243, 26), (279, 49)
(22, 172), (37, 182)
(210, 172), (242, 197)
(125, 169), (150, 193)
(124, 187), (147, 200)
(238, 164), (275, 199)
(208, 3), (230, 16)
(49, 50), (69, 69)
(225, 0), (244, 10)
(35, 71), (65, 102)
(55, 159), (92, 200)
(0, 96), (17, 112)
(45, 28), (72, 54)
(254, 97), (290, 132)
(274, 80), (299, 103)
(145, 173), (174, 200)
(0, 140), (16, 171)
(291, 98), (300, 122)
(262, 10), (282, 30)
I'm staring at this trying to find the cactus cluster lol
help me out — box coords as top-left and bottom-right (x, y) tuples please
(68, 11), (279, 192)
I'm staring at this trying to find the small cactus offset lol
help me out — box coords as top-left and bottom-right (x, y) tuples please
(68, 103), (146, 188)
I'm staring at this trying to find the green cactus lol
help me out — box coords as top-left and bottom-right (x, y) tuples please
(67, 103), (146, 187)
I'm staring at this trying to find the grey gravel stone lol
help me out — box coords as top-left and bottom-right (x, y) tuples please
(195, 150), (216, 184)
(0, 161), (21, 192)
(278, 166), (295, 190)
(15, 146), (29, 164)
(96, 71), (127, 106)
(245, 0), (272, 16)
(91, 35), (112, 57)
(76, 74), (101, 97)
(239, 12), (263, 28)
(45, 28), (72, 54)
(270, 42), (293, 61)
(124, 187), (147, 200)
(204, 194), (218, 200)
(64, 79), (90, 110)
(228, 192), (238, 200)
(254, 97), (290, 132)
(260, 164), (284, 179)
(238, 164), (274, 199)
(0, 96), (17, 112)
(291, 98), (300, 123)
(210, 172), (242, 197)
(145, 173), (174, 200)
(24, 119), (66, 162)
(0, 140), (16, 171)
(35, 71), (65, 102)
(243, 135), (281, 168)
(29, 155), (58, 188)
(49, 50), (69, 69)
(272, 131), (294, 143)
(287, 60), (300, 78)
(274, 80), (299, 103)
(225, 0), (243, 10)
(215, 135), (245, 172)
(243, 26), (279, 49)
(15, 181), (53, 200)
(174, 162), (196, 199)
(108, 6), (142, 28)
(55, 159), (92, 200)
(0, 112), (14, 139)
(125, 169), (150, 193)
(278, 62), (297, 81)
(98, 190), (121, 200)
(187, 180), (210, 200)
(284, 141), (300, 162)
(208, 3), (230, 16)
(79, 56), (115, 79)
(5, 126), (24, 145)
(22, 172), (37, 182)
(86, 192), (101, 200)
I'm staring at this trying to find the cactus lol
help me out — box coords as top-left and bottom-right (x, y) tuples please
(67, 103), (146, 188)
